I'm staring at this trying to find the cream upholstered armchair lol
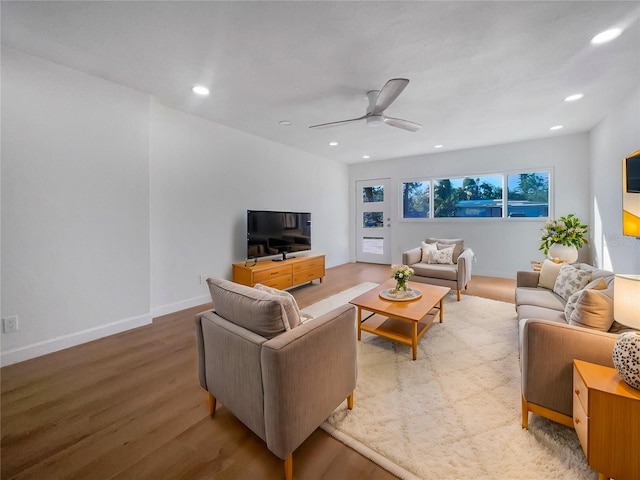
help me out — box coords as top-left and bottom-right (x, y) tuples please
(195, 278), (357, 480)
(402, 238), (474, 301)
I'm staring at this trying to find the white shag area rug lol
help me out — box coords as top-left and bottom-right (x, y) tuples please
(301, 284), (597, 480)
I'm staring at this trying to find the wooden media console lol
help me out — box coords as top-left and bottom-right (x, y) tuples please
(232, 254), (325, 289)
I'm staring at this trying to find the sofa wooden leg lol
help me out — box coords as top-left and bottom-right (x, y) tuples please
(284, 454), (293, 480)
(208, 392), (217, 417)
(457, 289), (461, 301)
(521, 395), (528, 429)
(347, 392), (354, 410)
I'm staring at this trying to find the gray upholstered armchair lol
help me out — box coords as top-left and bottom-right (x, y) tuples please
(402, 238), (474, 301)
(195, 278), (357, 480)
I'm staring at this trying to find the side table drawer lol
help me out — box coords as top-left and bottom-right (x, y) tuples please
(573, 365), (589, 414)
(573, 389), (589, 455)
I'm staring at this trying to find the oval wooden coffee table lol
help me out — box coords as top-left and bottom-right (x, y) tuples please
(349, 279), (451, 360)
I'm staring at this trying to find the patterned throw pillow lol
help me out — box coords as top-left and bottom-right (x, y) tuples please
(553, 264), (592, 301)
(564, 277), (607, 321)
(429, 247), (454, 264)
(421, 241), (438, 263)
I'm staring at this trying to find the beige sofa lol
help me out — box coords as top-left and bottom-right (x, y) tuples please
(516, 262), (624, 428)
(195, 279), (357, 480)
(402, 238), (474, 301)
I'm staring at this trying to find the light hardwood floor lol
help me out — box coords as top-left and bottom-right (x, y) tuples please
(1, 263), (515, 480)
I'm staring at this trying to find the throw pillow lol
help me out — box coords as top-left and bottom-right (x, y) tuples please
(553, 264), (592, 301)
(564, 277), (607, 321)
(569, 289), (614, 331)
(429, 247), (454, 264)
(421, 241), (438, 264)
(207, 278), (291, 338)
(254, 283), (302, 329)
(538, 259), (564, 290)
(425, 238), (464, 262)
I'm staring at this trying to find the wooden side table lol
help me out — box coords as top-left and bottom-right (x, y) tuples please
(573, 359), (640, 480)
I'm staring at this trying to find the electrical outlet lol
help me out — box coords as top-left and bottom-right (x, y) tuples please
(2, 315), (19, 333)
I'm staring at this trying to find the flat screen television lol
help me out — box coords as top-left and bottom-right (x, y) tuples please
(247, 210), (311, 260)
(626, 154), (640, 193)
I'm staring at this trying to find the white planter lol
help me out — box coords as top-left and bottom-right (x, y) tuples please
(548, 243), (578, 263)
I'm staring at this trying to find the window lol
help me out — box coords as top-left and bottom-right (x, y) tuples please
(434, 175), (503, 218)
(362, 212), (384, 228)
(401, 181), (430, 218)
(362, 186), (384, 203)
(506, 172), (549, 217)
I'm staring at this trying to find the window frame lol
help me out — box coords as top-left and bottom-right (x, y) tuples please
(398, 168), (553, 222)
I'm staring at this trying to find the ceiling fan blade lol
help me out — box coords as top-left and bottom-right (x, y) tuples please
(308, 114), (369, 129)
(383, 116), (422, 132)
(372, 78), (409, 115)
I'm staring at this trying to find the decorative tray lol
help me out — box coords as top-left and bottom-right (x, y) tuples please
(379, 288), (422, 302)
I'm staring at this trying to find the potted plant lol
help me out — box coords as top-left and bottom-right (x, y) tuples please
(539, 214), (588, 263)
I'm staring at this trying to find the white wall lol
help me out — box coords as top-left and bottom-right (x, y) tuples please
(590, 86), (640, 273)
(1, 48), (151, 364)
(149, 103), (350, 315)
(349, 134), (591, 278)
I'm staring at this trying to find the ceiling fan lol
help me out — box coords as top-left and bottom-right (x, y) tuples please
(309, 78), (421, 132)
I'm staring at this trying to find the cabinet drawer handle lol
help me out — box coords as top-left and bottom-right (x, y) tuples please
(575, 389), (580, 395)
(574, 418), (580, 424)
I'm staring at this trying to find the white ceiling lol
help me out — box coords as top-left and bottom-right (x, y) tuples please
(2, 1), (639, 164)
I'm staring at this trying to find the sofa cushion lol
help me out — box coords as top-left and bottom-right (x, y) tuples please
(553, 264), (592, 301)
(254, 283), (302, 328)
(564, 277), (607, 321)
(421, 241), (438, 263)
(515, 287), (566, 311)
(430, 247), (454, 264)
(517, 303), (567, 323)
(207, 278), (291, 338)
(569, 289), (614, 331)
(425, 238), (463, 262)
(411, 262), (458, 281)
(538, 259), (564, 290)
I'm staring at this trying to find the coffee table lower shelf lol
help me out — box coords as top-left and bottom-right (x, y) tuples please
(358, 312), (438, 353)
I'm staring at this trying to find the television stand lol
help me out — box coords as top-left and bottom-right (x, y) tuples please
(232, 254), (325, 290)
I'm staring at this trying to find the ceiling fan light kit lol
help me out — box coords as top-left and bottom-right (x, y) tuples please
(309, 78), (422, 132)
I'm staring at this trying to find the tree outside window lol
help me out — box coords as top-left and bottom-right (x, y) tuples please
(402, 181), (430, 218)
(434, 176), (502, 217)
(507, 172), (549, 217)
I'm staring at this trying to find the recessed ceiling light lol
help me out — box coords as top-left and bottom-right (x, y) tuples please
(564, 94), (584, 102)
(434, 145), (444, 149)
(550, 125), (564, 131)
(362, 155), (370, 159)
(192, 85), (210, 96)
(590, 28), (622, 45)
(279, 120), (291, 126)
(328, 141), (338, 146)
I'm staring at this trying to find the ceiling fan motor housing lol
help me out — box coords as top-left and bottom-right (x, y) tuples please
(366, 115), (385, 127)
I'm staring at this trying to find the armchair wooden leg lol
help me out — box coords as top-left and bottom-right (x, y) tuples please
(457, 289), (461, 301)
(284, 454), (293, 480)
(521, 394), (528, 429)
(347, 392), (354, 410)
(208, 392), (217, 417)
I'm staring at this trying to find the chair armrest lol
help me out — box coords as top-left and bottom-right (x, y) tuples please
(519, 318), (617, 417)
(403, 247), (422, 265)
(261, 304), (357, 459)
(456, 248), (474, 287)
(517, 270), (540, 288)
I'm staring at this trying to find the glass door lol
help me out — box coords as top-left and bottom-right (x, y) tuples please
(356, 179), (391, 264)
